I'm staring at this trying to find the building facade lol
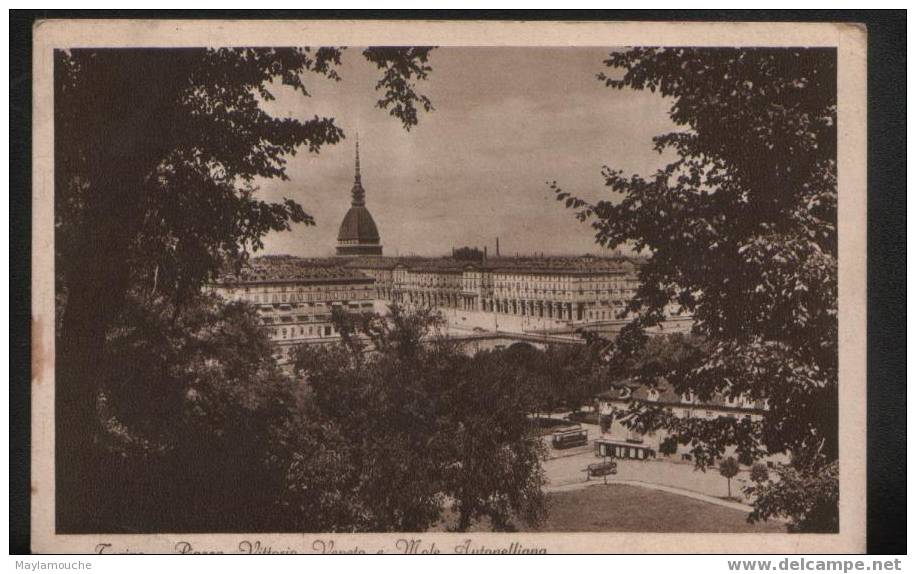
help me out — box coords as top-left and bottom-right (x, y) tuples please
(208, 258), (376, 363)
(385, 255), (653, 325)
(345, 257), (398, 300)
(211, 253), (691, 360)
(391, 259), (466, 309)
(595, 381), (771, 463)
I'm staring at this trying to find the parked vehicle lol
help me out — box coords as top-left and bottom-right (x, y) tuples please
(586, 460), (618, 479)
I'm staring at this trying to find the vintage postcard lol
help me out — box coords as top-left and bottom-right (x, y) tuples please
(31, 19), (867, 553)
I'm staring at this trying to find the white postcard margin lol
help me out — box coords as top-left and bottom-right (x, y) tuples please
(30, 19), (868, 554)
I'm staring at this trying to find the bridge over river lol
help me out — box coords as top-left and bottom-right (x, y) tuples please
(442, 329), (586, 354)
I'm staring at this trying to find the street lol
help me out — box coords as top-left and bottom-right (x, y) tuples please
(542, 423), (757, 504)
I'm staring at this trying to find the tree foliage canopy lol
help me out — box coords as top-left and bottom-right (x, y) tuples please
(56, 47), (435, 310)
(54, 46), (436, 531)
(84, 292), (303, 532)
(553, 48), (838, 531)
(290, 304), (546, 532)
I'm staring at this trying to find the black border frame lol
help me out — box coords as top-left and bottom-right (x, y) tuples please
(8, 9), (906, 555)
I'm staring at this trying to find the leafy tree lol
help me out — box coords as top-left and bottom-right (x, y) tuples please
(719, 456), (740, 500)
(553, 48), (838, 531)
(737, 450), (756, 467)
(546, 344), (605, 413)
(749, 462), (770, 484)
(290, 304), (546, 532)
(747, 459), (839, 533)
(607, 332), (709, 388)
(54, 46), (435, 530)
(286, 305), (446, 531)
(599, 414), (613, 434)
(88, 292), (304, 532)
(502, 343), (607, 417)
(362, 47), (435, 129)
(442, 350), (547, 531)
(500, 343), (555, 417)
(659, 435), (679, 457)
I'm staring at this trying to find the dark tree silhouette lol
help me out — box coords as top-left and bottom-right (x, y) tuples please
(290, 304), (546, 532)
(91, 293), (303, 532)
(54, 46), (435, 530)
(553, 48), (838, 532)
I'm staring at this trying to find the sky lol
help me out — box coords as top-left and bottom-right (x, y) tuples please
(256, 47), (679, 258)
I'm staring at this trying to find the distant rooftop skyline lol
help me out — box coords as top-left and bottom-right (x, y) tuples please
(255, 47), (678, 258)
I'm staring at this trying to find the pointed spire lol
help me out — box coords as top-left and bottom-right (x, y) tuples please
(354, 131), (361, 185)
(350, 132), (366, 206)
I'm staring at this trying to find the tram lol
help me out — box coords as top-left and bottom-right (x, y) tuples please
(550, 425), (588, 449)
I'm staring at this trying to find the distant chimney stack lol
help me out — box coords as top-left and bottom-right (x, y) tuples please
(496, 237), (500, 257)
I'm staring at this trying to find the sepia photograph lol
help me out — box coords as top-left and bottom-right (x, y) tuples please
(26, 18), (871, 554)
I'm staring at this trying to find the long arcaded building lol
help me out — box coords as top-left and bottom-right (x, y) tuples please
(348, 255), (648, 323)
(209, 252), (687, 361)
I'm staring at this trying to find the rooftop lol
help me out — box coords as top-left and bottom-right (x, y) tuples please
(346, 254), (642, 275)
(597, 380), (767, 413)
(216, 254), (644, 285)
(216, 256), (372, 285)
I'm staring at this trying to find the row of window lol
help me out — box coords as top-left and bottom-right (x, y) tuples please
(268, 325), (335, 340)
(228, 284), (373, 294)
(239, 291), (372, 304)
(494, 286), (635, 295)
(392, 274), (637, 290)
(262, 314), (332, 324)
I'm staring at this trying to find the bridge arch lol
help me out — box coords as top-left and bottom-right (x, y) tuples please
(507, 341), (538, 352)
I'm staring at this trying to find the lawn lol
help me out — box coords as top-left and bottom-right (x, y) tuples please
(523, 484), (785, 533)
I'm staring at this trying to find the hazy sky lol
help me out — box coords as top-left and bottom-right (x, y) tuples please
(256, 47), (678, 258)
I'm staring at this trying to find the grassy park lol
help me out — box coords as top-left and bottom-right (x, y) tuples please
(528, 484), (786, 533)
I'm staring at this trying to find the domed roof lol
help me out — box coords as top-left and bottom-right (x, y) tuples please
(338, 205), (380, 243)
(336, 136), (383, 255)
